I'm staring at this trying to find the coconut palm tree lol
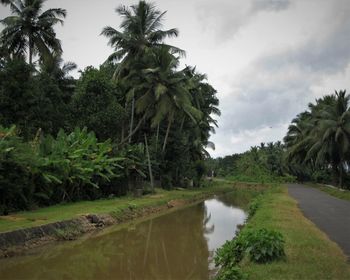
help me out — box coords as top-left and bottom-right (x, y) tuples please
(285, 90), (350, 187)
(101, 1), (184, 143)
(305, 90), (350, 186)
(135, 46), (201, 152)
(284, 111), (314, 164)
(101, 0), (184, 78)
(0, 0), (66, 66)
(184, 67), (220, 153)
(40, 53), (76, 82)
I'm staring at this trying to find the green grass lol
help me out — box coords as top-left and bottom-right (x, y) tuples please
(0, 181), (235, 233)
(241, 186), (350, 280)
(307, 183), (350, 201)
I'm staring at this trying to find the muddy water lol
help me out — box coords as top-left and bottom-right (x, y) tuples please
(0, 193), (246, 280)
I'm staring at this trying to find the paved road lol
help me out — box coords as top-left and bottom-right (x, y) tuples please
(288, 184), (350, 257)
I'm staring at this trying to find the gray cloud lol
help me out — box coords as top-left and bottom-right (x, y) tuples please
(210, 0), (350, 156)
(252, 0), (290, 12)
(196, 0), (291, 41)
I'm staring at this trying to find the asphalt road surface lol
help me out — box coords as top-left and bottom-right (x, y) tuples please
(288, 184), (350, 258)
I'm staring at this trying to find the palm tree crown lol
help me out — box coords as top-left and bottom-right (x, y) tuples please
(285, 90), (350, 186)
(101, 0), (184, 77)
(0, 0), (66, 65)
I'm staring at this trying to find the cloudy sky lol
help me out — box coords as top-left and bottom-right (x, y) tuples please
(1, 0), (350, 157)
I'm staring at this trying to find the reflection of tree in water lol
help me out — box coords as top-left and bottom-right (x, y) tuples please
(0, 203), (212, 280)
(111, 203), (211, 279)
(202, 203), (217, 273)
(203, 204), (215, 235)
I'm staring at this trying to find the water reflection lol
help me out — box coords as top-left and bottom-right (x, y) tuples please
(0, 193), (246, 280)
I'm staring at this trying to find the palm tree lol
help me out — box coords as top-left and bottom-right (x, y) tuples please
(285, 90), (350, 187)
(284, 111), (313, 164)
(0, 0), (66, 66)
(39, 53), (76, 82)
(101, 1), (184, 143)
(306, 90), (350, 187)
(184, 67), (220, 154)
(135, 46), (201, 152)
(101, 0), (184, 78)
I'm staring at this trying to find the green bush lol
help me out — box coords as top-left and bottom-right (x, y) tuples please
(215, 236), (245, 268)
(216, 265), (247, 280)
(214, 228), (286, 279)
(38, 127), (124, 202)
(0, 125), (129, 212)
(242, 228), (285, 263)
(0, 125), (40, 213)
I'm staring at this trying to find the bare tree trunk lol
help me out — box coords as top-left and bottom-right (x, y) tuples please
(162, 119), (172, 153)
(144, 134), (154, 193)
(339, 163), (344, 188)
(180, 116), (185, 132)
(121, 103), (127, 142)
(29, 38), (33, 66)
(332, 164), (339, 186)
(155, 123), (160, 152)
(120, 114), (146, 145)
(129, 92), (135, 143)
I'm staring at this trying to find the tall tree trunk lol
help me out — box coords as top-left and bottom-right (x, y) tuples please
(332, 164), (339, 186)
(339, 163), (344, 188)
(121, 103), (127, 143)
(29, 38), (33, 66)
(129, 92), (135, 143)
(120, 114), (146, 145)
(180, 116), (185, 132)
(162, 119), (172, 153)
(155, 123), (160, 152)
(144, 134), (154, 193)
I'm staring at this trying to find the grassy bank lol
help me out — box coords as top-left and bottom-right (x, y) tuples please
(0, 181), (237, 233)
(307, 183), (350, 201)
(241, 185), (350, 280)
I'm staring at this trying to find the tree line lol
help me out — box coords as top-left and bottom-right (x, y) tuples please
(209, 90), (350, 188)
(0, 0), (220, 214)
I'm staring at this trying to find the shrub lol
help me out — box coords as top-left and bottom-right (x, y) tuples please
(214, 228), (286, 280)
(214, 237), (245, 268)
(0, 125), (40, 213)
(0, 125), (129, 212)
(216, 266), (247, 280)
(38, 127), (125, 202)
(214, 234), (248, 280)
(242, 228), (285, 263)
(160, 174), (173, 189)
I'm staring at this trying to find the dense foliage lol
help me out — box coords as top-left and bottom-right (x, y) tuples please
(0, 1), (219, 213)
(284, 90), (350, 188)
(0, 126), (132, 213)
(207, 142), (294, 183)
(215, 227), (285, 279)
